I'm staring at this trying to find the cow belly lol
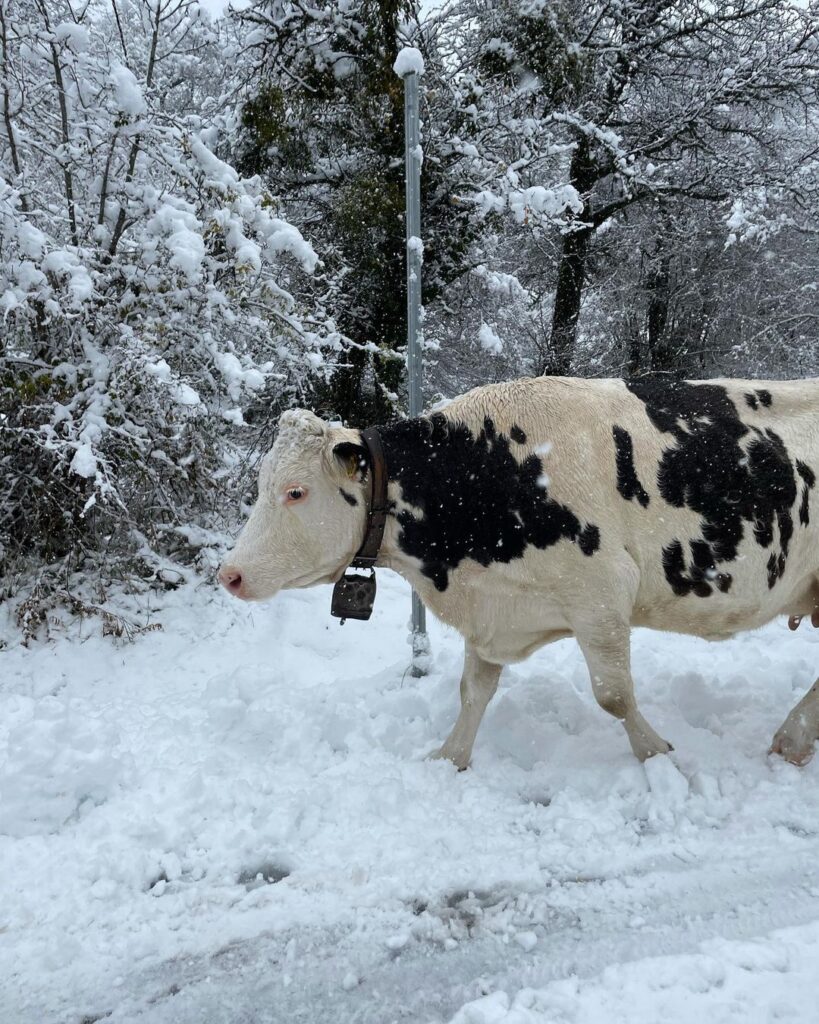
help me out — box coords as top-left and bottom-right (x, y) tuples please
(632, 557), (819, 640)
(466, 598), (574, 663)
(633, 593), (770, 640)
(472, 628), (574, 665)
(417, 566), (575, 663)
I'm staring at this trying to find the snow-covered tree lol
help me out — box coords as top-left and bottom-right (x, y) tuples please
(443, 0), (819, 374)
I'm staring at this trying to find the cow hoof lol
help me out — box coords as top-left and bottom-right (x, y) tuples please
(633, 740), (674, 763)
(769, 731), (816, 767)
(625, 715), (673, 762)
(426, 746), (470, 772)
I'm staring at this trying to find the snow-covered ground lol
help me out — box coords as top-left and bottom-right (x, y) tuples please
(2, 571), (818, 1023)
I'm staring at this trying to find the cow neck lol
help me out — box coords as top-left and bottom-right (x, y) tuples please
(350, 426), (389, 568)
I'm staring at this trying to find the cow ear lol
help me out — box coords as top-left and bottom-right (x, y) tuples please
(333, 442), (369, 481)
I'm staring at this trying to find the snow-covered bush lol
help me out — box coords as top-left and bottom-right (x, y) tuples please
(0, 0), (342, 603)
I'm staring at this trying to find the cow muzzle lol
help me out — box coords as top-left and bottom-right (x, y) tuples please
(218, 563), (249, 599)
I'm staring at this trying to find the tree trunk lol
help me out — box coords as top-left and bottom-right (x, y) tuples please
(646, 253), (672, 371)
(625, 323), (642, 377)
(547, 224), (592, 375)
(546, 136), (596, 375)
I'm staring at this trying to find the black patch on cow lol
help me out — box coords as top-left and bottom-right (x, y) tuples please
(766, 551), (787, 589)
(747, 389), (773, 411)
(578, 524), (601, 556)
(625, 378), (799, 598)
(510, 425), (527, 444)
(612, 426), (650, 508)
(339, 487), (358, 507)
(716, 570), (732, 592)
(663, 540), (712, 597)
(796, 459), (815, 526)
(377, 414), (600, 592)
(797, 460), (817, 488)
(662, 538), (733, 597)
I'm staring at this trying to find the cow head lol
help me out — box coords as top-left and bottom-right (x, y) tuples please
(218, 409), (368, 601)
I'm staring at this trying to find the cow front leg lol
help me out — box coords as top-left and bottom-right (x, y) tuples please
(428, 643), (502, 771)
(770, 679), (819, 766)
(575, 621), (672, 761)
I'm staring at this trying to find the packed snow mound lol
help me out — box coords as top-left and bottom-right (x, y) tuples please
(1, 572), (818, 1022)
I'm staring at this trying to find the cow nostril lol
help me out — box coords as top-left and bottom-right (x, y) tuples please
(219, 565), (243, 594)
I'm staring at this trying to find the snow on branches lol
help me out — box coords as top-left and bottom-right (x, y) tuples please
(0, 0), (341, 587)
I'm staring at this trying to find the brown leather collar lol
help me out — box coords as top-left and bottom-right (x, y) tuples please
(350, 426), (389, 568)
(330, 427), (388, 622)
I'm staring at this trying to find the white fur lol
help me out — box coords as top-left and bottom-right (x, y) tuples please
(222, 411), (365, 595)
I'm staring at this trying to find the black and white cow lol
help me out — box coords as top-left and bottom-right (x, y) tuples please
(219, 376), (819, 769)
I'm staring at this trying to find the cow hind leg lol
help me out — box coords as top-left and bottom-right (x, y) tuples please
(428, 643), (502, 771)
(770, 679), (819, 766)
(575, 620), (673, 761)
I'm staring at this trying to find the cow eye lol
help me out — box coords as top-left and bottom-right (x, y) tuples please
(285, 487), (306, 503)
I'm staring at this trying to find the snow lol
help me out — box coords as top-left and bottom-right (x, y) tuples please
(394, 47), (425, 78)
(213, 350), (266, 398)
(342, 970), (360, 991)
(448, 924), (819, 1023)
(145, 359), (172, 382)
(41, 250), (94, 306)
(472, 265), (529, 301)
(479, 322), (504, 355)
(17, 221), (46, 260)
(53, 22), (90, 52)
(109, 65), (147, 117)
(263, 218), (318, 273)
(508, 186), (584, 224)
(69, 442), (98, 479)
(475, 185), (583, 224)
(189, 137), (240, 188)
(172, 382), (201, 407)
(2, 573), (819, 1023)
(166, 224), (206, 282)
(144, 359), (201, 407)
(513, 931), (538, 952)
(408, 235), (425, 263)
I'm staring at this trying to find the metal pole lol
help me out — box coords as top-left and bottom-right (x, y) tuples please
(399, 54), (429, 676)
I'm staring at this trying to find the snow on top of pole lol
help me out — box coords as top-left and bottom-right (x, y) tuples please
(393, 47), (425, 78)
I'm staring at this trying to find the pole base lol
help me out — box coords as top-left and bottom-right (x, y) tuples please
(410, 627), (431, 678)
